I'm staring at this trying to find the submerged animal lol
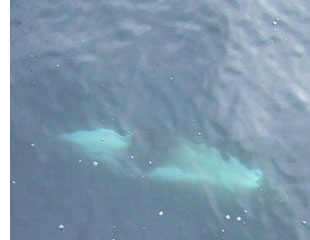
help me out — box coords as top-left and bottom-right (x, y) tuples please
(58, 128), (263, 193)
(58, 128), (133, 169)
(147, 139), (263, 193)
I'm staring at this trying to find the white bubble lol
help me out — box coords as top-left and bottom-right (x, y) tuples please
(130, 155), (135, 159)
(302, 220), (307, 225)
(56, 64), (60, 68)
(142, 226), (146, 230)
(221, 229), (225, 233)
(100, 138), (105, 142)
(197, 132), (202, 136)
(158, 211), (164, 216)
(78, 159), (82, 163)
(30, 143), (35, 147)
(243, 209), (248, 214)
(30, 54), (34, 58)
(169, 76), (174, 80)
(236, 216), (242, 221)
(58, 224), (64, 230)
(112, 225), (116, 229)
(81, 39), (85, 42)
(225, 215), (230, 220)
(93, 161), (99, 166)
(148, 161), (152, 165)
(272, 20), (277, 25)
(12, 180), (16, 184)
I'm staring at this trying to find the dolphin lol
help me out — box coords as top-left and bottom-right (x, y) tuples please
(58, 128), (133, 170)
(147, 139), (263, 193)
(58, 129), (263, 193)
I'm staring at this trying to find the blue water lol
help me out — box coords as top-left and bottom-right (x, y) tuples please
(11, 0), (310, 239)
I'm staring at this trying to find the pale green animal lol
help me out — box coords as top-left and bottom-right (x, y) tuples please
(59, 128), (133, 169)
(147, 139), (263, 193)
(58, 129), (263, 193)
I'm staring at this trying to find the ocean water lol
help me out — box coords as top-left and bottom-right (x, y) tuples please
(10, 0), (310, 239)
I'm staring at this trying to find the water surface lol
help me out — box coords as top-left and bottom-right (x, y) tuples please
(11, 0), (310, 239)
